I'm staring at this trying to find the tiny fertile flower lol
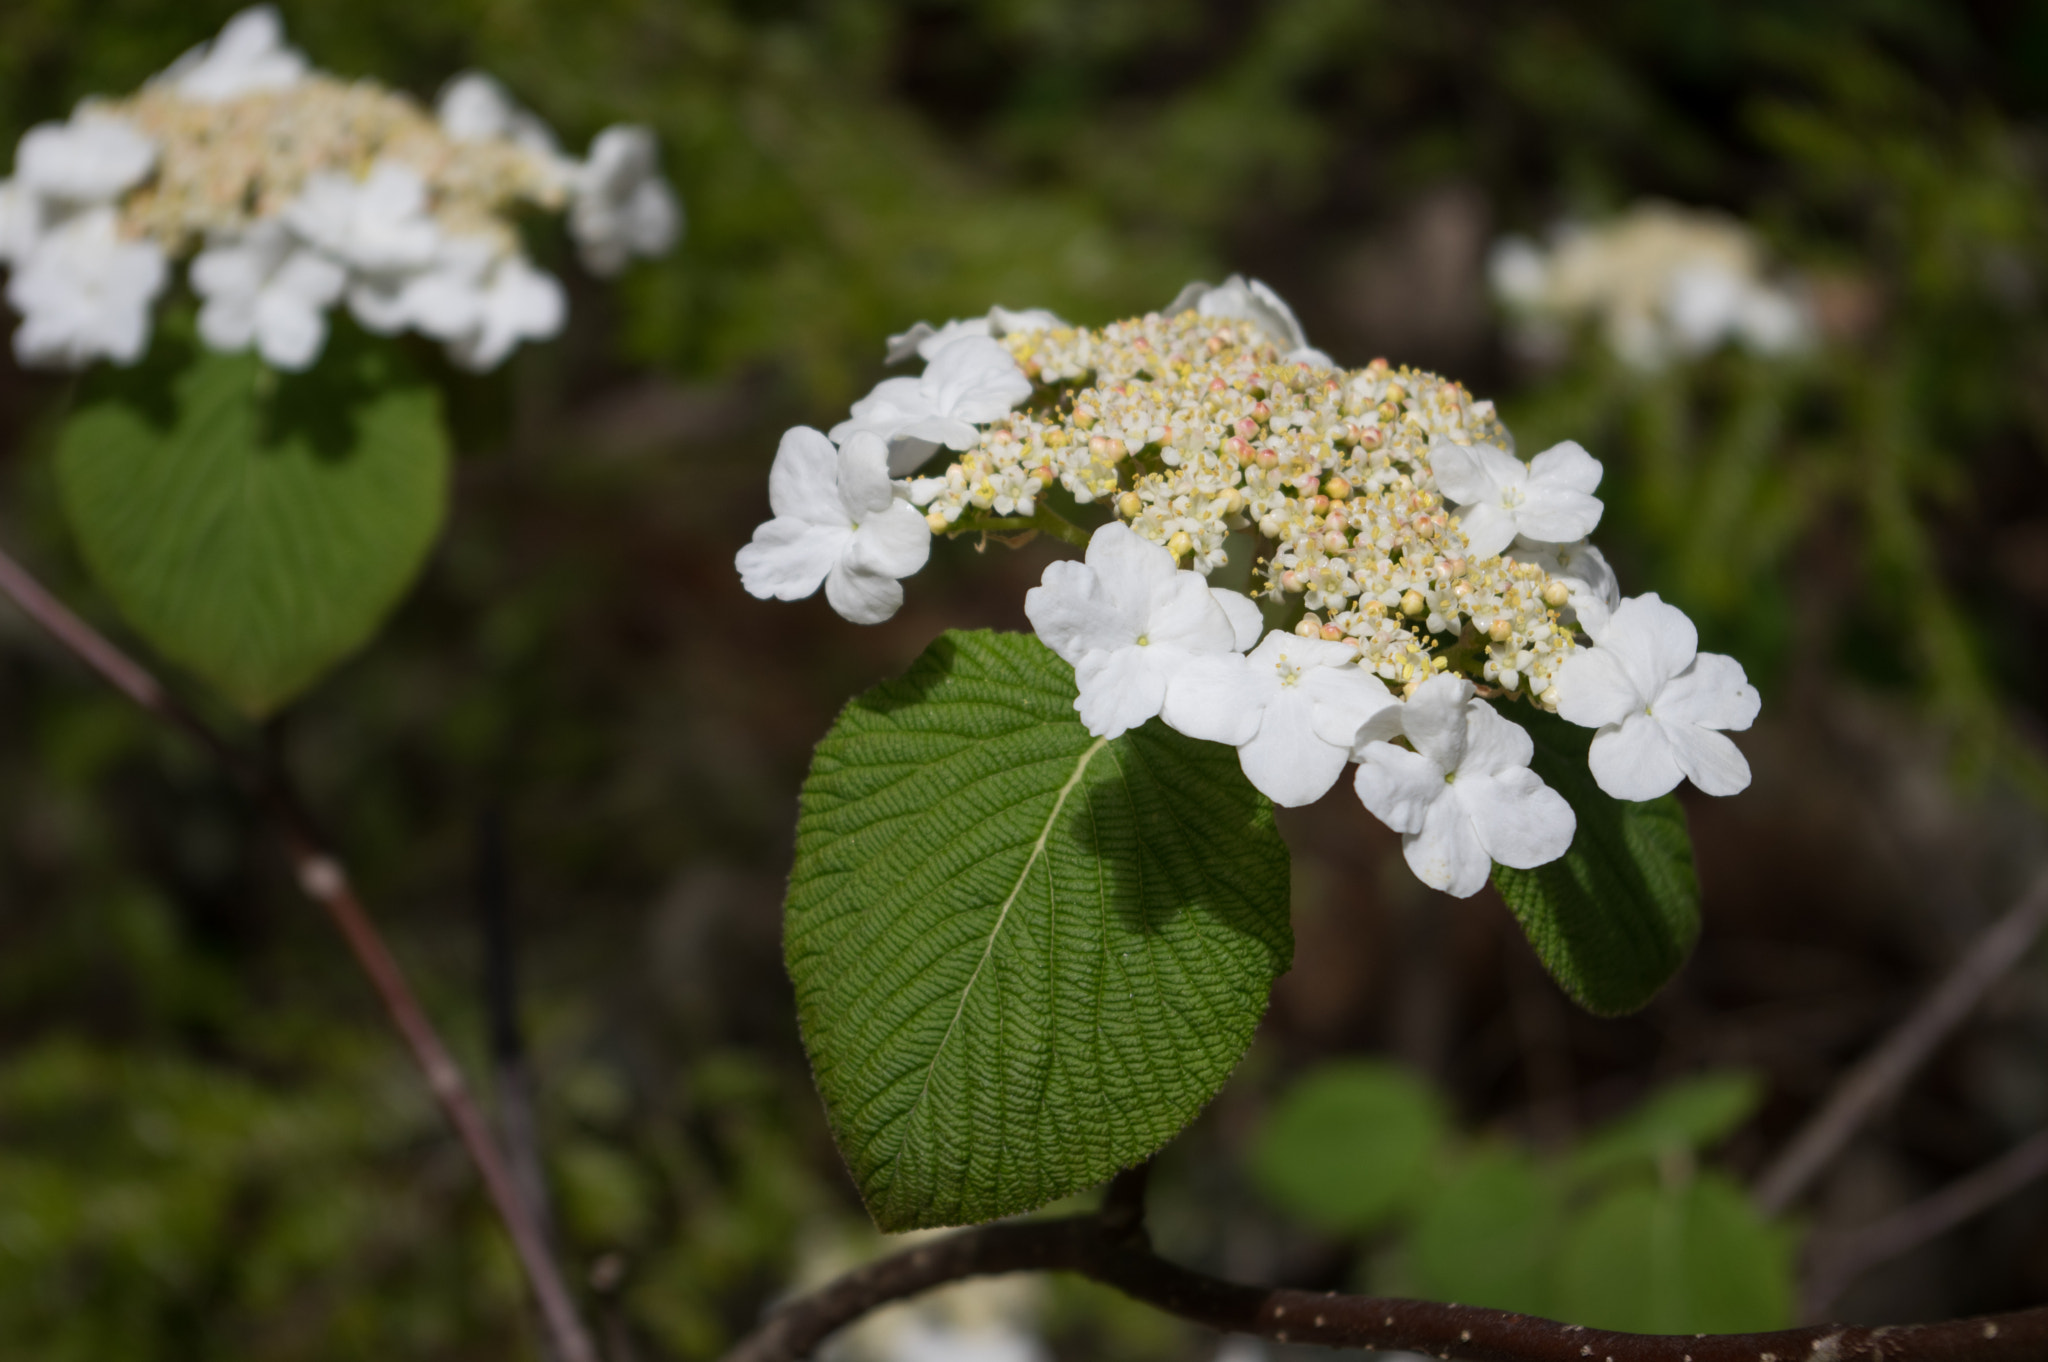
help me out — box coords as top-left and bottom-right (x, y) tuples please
(15, 114), (158, 206)
(1431, 438), (1605, 560)
(1165, 275), (1335, 369)
(832, 335), (1034, 477)
(1025, 522), (1246, 741)
(190, 218), (346, 370)
(158, 5), (308, 103)
(1352, 675), (1576, 897)
(736, 427), (932, 625)
(1507, 534), (1620, 635)
(570, 126), (682, 277)
(7, 207), (166, 367)
(1550, 593), (1760, 801)
(1168, 630), (1399, 807)
(885, 305), (1067, 365)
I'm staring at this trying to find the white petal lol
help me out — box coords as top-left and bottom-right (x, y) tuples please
(1405, 793), (1493, 898)
(1085, 521), (1178, 600)
(921, 334), (1031, 422)
(1526, 440), (1604, 495)
(253, 291), (326, 369)
(1459, 767), (1576, 869)
(1146, 573), (1237, 654)
(1601, 594), (1699, 703)
(1210, 587), (1263, 651)
(1428, 440), (1509, 506)
(835, 431), (898, 518)
(735, 519), (848, 602)
(766, 426), (849, 526)
(1665, 721), (1752, 796)
(1456, 701), (1536, 779)
(1160, 652), (1263, 745)
(1514, 483), (1604, 544)
(196, 294), (257, 351)
(1025, 561), (1123, 663)
(823, 557), (906, 624)
(890, 414), (983, 455)
(847, 500), (932, 580)
(1552, 647), (1643, 729)
(1303, 665), (1398, 749)
(1586, 714), (1684, 801)
(1352, 742), (1446, 835)
(1238, 695), (1350, 807)
(1397, 674), (1476, 772)
(1073, 648), (1167, 740)
(1655, 652), (1759, 732)
(1455, 502), (1519, 560)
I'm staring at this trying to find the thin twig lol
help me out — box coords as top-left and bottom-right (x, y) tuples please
(1753, 868), (2048, 1214)
(1803, 1125), (2048, 1317)
(0, 542), (600, 1362)
(721, 1208), (2048, 1362)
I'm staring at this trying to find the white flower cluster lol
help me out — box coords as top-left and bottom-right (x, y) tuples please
(1489, 202), (1810, 370)
(737, 280), (1761, 896)
(0, 6), (681, 373)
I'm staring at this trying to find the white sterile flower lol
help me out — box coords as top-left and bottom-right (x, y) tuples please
(1167, 630), (1399, 807)
(884, 305), (1068, 364)
(444, 255), (566, 372)
(1431, 438), (1605, 560)
(893, 1319), (1049, 1362)
(436, 72), (568, 177)
(735, 427), (932, 625)
(7, 207), (166, 367)
(190, 219), (346, 371)
(1507, 534), (1620, 635)
(0, 180), (43, 264)
(831, 335), (1034, 477)
(569, 125), (682, 277)
(285, 162), (444, 332)
(1352, 675), (1577, 898)
(1551, 593), (1760, 801)
(15, 113), (157, 205)
(1023, 522), (1244, 741)
(1166, 274), (1336, 368)
(159, 6), (308, 103)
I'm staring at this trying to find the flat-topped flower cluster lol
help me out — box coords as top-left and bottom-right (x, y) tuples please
(738, 278), (1760, 896)
(0, 6), (680, 372)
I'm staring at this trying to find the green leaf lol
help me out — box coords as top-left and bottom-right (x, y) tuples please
(55, 324), (450, 717)
(1490, 706), (1700, 1016)
(1251, 1061), (1446, 1234)
(1568, 1072), (1763, 1184)
(784, 630), (1291, 1230)
(1408, 1146), (1563, 1316)
(1555, 1170), (1796, 1333)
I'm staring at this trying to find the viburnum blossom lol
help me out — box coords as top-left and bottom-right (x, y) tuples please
(1352, 675), (1577, 897)
(735, 428), (932, 626)
(1430, 439), (1605, 560)
(1023, 523), (1253, 741)
(832, 336), (1034, 477)
(742, 277), (1763, 894)
(0, 6), (681, 373)
(1551, 593), (1760, 800)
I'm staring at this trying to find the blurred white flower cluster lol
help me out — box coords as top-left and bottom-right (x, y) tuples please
(798, 1229), (1049, 1362)
(1488, 202), (1809, 370)
(737, 279), (1761, 897)
(0, 6), (681, 373)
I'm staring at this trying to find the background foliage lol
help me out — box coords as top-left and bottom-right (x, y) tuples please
(3, 0), (2048, 1357)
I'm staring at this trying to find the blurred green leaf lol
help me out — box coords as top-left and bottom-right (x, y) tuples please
(55, 325), (449, 717)
(1567, 1072), (1763, 1184)
(1251, 1061), (1447, 1234)
(1492, 707), (1700, 1016)
(1407, 1146), (1562, 1316)
(785, 630), (1291, 1231)
(1555, 1170), (1796, 1334)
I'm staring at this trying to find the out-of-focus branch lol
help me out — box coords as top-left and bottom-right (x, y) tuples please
(0, 543), (600, 1362)
(1754, 868), (2048, 1214)
(1803, 1124), (2048, 1317)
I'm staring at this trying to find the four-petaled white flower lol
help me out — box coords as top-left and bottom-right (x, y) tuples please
(1550, 593), (1760, 801)
(6, 207), (166, 368)
(1165, 275), (1335, 369)
(286, 162), (444, 332)
(1168, 630), (1400, 807)
(1431, 438), (1605, 560)
(190, 219), (346, 371)
(735, 427), (933, 625)
(15, 114), (157, 206)
(157, 5), (308, 103)
(436, 72), (563, 161)
(832, 335), (1034, 477)
(570, 126), (683, 278)
(1024, 522), (1251, 741)
(884, 305), (1067, 365)
(1352, 675), (1577, 897)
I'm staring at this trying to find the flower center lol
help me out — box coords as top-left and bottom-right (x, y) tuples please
(1135, 633), (1150, 647)
(1499, 485), (1527, 510)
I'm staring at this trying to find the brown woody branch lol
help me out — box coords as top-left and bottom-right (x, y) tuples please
(725, 1204), (2048, 1362)
(0, 545), (600, 1362)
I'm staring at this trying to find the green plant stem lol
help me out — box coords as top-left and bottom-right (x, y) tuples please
(0, 542), (601, 1362)
(949, 504), (1094, 548)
